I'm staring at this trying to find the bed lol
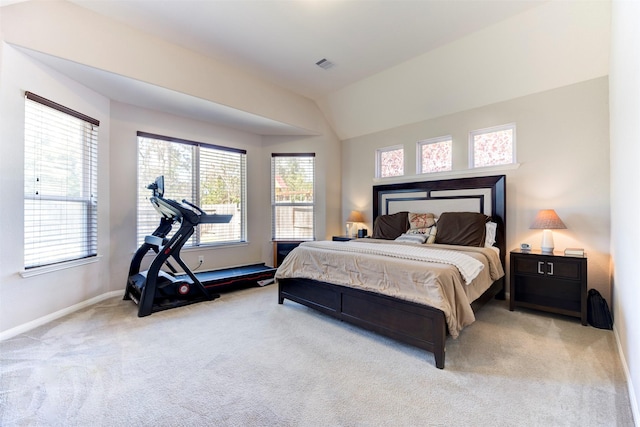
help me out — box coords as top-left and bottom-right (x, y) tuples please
(276, 175), (506, 369)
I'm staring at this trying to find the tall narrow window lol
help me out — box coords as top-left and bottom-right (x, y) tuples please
(417, 136), (452, 174)
(376, 145), (404, 178)
(137, 132), (246, 246)
(470, 123), (516, 168)
(271, 154), (315, 240)
(24, 92), (99, 269)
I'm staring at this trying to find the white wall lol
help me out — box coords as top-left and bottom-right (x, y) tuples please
(0, 44), (112, 332)
(342, 77), (612, 303)
(319, 0), (610, 140)
(1, 0), (324, 135)
(108, 102), (266, 285)
(108, 102), (342, 284)
(262, 130), (344, 243)
(0, 1), (342, 336)
(610, 0), (640, 421)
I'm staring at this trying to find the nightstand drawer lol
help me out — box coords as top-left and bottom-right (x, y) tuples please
(514, 276), (581, 313)
(512, 257), (581, 280)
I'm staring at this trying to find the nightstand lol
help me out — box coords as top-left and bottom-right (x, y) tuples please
(273, 240), (303, 267)
(510, 249), (587, 325)
(332, 235), (355, 241)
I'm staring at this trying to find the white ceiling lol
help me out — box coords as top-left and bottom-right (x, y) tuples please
(66, 0), (545, 100)
(3, 0), (548, 135)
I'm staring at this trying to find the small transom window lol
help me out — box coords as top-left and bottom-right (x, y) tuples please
(469, 123), (516, 168)
(376, 145), (404, 178)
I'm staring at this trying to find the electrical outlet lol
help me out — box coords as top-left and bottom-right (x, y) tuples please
(198, 255), (204, 263)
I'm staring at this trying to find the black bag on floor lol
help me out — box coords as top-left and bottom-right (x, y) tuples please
(587, 289), (613, 330)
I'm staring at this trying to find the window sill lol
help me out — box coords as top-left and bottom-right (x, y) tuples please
(372, 163), (520, 184)
(20, 255), (102, 278)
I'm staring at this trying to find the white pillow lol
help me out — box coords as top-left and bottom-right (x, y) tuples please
(395, 233), (428, 244)
(485, 222), (497, 247)
(406, 225), (437, 244)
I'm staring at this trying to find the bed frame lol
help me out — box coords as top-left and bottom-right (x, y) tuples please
(278, 175), (506, 369)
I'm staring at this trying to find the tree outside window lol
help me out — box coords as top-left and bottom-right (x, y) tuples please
(376, 145), (404, 178)
(271, 154), (315, 240)
(470, 123), (516, 168)
(418, 136), (452, 174)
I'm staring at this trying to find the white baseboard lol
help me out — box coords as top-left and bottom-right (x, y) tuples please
(614, 324), (639, 426)
(0, 290), (123, 342)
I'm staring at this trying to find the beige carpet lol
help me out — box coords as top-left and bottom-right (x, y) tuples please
(0, 284), (634, 426)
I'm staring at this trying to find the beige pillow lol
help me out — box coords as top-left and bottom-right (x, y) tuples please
(408, 212), (436, 230)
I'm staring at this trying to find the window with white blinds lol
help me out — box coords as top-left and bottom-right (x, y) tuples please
(137, 132), (246, 247)
(271, 153), (315, 240)
(24, 92), (99, 269)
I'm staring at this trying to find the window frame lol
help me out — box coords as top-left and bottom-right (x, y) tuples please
(416, 135), (453, 174)
(136, 131), (247, 248)
(271, 153), (316, 241)
(469, 122), (517, 168)
(23, 91), (99, 270)
(375, 144), (404, 178)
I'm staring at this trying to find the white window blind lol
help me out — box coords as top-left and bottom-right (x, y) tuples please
(271, 154), (315, 240)
(137, 132), (246, 247)
(24, 92), (99, 269)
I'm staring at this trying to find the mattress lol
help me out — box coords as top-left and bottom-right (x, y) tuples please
(275, 239), (505, 337)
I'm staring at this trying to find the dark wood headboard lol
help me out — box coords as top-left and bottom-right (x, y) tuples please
(372, 175), (507, 266)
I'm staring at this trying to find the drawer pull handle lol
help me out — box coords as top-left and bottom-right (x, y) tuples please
(548, 262), (554, 276)
(538, 261), (544, 275)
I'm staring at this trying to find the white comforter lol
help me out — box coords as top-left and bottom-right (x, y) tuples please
(275, 239), (505, 338)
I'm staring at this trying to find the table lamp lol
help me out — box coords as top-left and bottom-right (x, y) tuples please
(347, 210), (365, 237)
(530, 209), (566, 253)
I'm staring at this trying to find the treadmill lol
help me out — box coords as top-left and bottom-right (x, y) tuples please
(124, 176), (275, 317)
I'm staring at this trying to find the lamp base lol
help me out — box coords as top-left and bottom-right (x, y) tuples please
(540, 229), (555, 253)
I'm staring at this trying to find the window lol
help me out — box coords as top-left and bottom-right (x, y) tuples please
(417, 136), (452, 174)
(24, 92), (99, 269)
(376, 145), (404, 178)
(469, 123), (516, 168)
(271, 154), (315, 240)
(137, 132), (246, 247)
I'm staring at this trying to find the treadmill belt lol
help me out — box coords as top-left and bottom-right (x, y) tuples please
(175, 263), (276, 289)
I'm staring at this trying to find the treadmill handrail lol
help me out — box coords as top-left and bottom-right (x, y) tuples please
(200, 214), (233, 224)
(150, 196), (232, 225)
(149, 196), (181, 219)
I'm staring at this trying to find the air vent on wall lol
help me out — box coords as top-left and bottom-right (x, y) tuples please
(315, 58), (335, 70)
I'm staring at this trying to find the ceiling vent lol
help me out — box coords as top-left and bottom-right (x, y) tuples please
(315, 58), (335, 70)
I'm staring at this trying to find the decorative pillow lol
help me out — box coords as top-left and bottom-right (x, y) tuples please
(434, 212), (489, 247)
(395, 233), (428, 244)
(372, 211), (410, 240)
(485, 221), (497, 248)
(408, 212), (436, 230)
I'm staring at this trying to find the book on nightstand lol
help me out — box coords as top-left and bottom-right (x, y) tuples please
(564, 248), (585, 256)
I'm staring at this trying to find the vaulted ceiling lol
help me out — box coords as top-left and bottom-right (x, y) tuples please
(66, 0), (545, 100)
(5, 1), (608, 139)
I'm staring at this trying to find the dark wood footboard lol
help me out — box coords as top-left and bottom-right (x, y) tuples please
(278, 278), (448, 369)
